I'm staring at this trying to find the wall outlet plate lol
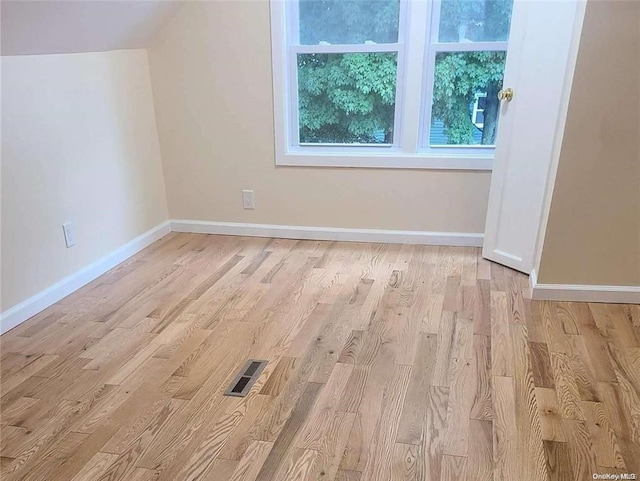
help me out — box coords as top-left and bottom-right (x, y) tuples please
(242, 190), (255, 210)
(62, 222), (76, 248)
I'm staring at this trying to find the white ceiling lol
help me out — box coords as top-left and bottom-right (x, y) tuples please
(1, 1), (184, 56)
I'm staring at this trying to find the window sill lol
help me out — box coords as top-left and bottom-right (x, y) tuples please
(276, 151), (494, 171)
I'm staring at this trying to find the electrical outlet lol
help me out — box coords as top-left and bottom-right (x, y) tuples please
(242, 190), (255, 210)
(62, 222), (76, 248)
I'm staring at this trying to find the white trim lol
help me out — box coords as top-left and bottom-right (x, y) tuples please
(401, 0), (429, 154)
(277, 152), (493, 170)
(432, 42), (509, 53)
(271, 0), (505, 169)
(0, 218), (480, 336)
(472, 92), (487, 129)
(529, 269), (640, 304)
(0, 218), (482, 336)
(419, 0), (509, 151)
(0, 221), (172, 335)
(290, 44), (402, 54)
(271, 0), (290, 162)
(282, 0), (407, 152)
(171, 220), (483, 247)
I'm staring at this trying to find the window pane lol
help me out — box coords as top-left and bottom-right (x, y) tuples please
(299, 0), (400, 45)
(429, 51), (506, 146)
(298, 53), (397, 144)
(438, 0), (514, 43)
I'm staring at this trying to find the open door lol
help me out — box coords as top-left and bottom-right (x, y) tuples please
(483, 0), (586, 274)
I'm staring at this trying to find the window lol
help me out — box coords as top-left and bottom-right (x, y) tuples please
(271, 0), (514, 169)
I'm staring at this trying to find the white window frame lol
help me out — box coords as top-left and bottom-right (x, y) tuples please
(472, 93), (487, 129)
(270, 0), (499, 170)
(419, 0), (508, 153)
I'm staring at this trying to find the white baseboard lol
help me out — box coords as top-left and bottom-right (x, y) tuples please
(0, 219), (482, 335)
(170, 220), (484, 247)
(529, 269), (640, 304)
(4, 219), (636, 336)
(0, 221), (172, 334)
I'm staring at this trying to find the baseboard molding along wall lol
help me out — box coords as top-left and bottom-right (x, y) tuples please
(0, 221), (172, 334)
(170, 219), (485, 247)
(529, 269), (640, 304)
(4, 221), (638, 335)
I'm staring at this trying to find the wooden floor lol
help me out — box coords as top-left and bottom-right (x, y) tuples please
(1, 234), (639, 481)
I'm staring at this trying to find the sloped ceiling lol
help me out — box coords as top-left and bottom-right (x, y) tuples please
(1, 0), (183, 56)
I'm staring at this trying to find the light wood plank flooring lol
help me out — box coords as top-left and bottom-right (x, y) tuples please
(1, 233), (639, 481)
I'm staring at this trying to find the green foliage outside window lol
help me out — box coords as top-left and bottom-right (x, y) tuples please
(297, 0), (513, 145)
(298, 53), (397, 144)
(432, 51), (506, 145)
(433, 0), (513, 145)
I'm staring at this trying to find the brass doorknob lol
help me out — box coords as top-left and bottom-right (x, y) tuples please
(498, 88), (514, 102)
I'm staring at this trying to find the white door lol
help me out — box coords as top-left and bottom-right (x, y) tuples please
(482, 0), (586, 274)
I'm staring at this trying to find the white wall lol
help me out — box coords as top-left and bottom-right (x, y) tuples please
(148, 1), (491, 233)
(1, 49), (169, 311)
(537, 0), (640, 287)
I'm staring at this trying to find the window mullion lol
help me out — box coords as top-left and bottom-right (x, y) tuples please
(290, 44), (401, 54)
(288, 48), (301, 147)
(399, 0), (430, 154)
(418, 0), (442, 149)
(432, 41), (509, 53)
